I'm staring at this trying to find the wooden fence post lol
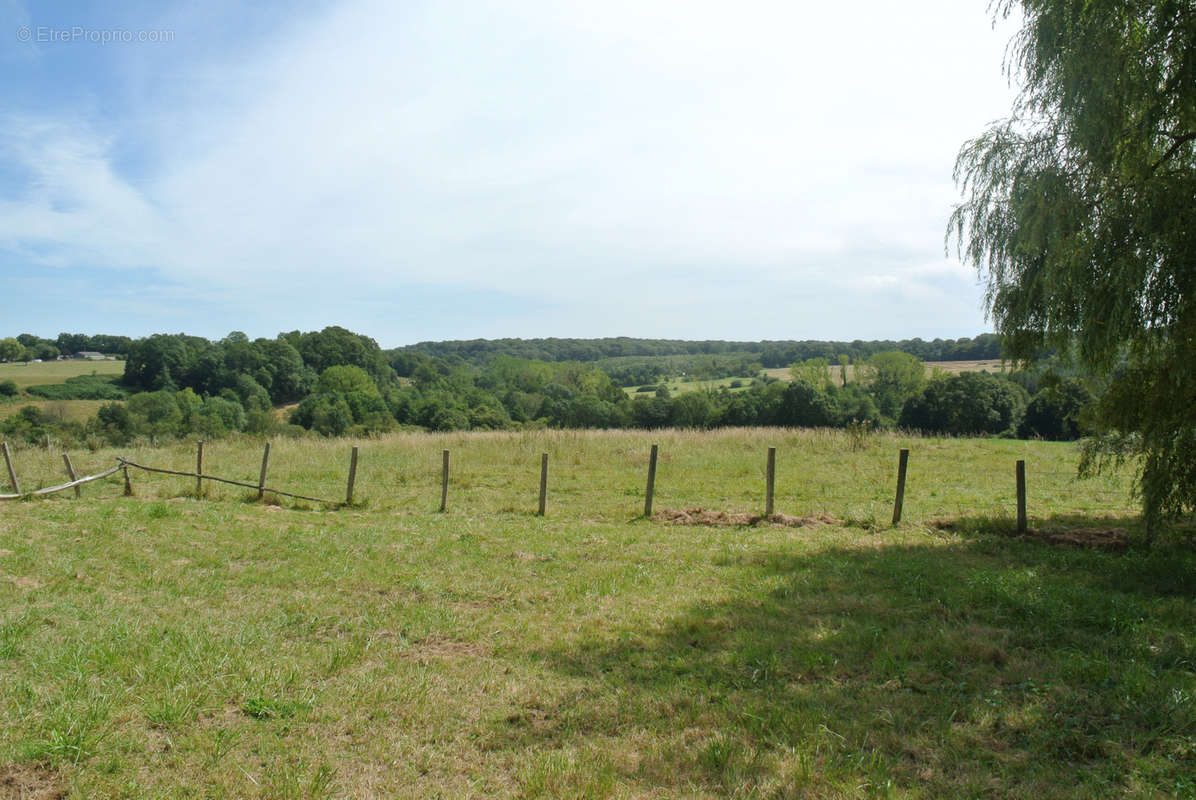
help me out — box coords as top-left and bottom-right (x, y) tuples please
(643, 444), (659, 518)
(765, 447), (776, 517)
(1016, 460), (1027, 534)
(892, 448), (910, 526)
(123, 466), (133, 496)
(346, 446), (359, 505)
(537, 453), (549, 516)
(3, 442), (19, 496)
(196, 440), (204, 497)
(439, 450), (449, 512)
(62, 453), (81, 498)
(257, 442), (271, 501)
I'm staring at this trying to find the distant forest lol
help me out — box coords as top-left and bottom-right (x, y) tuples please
(395, 334), (1003, 367)
(2, 329), (1089, 448)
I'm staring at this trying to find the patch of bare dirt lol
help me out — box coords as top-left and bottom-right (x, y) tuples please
(5, 576), (41, 590)
(1042, 527), (1129, 552)
(653, 508), (844, 528)
(0, 763), (66, 800)
(400, 635), (490, 663)
(511, 551), (553, 562)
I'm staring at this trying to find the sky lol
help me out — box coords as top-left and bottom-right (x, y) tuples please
(0, 0), (1021, 348)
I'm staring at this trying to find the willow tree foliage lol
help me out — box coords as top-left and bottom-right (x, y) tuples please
(950, 1), (1196, 528)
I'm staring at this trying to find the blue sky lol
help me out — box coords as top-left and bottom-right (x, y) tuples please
(1, 0), (1019, 347)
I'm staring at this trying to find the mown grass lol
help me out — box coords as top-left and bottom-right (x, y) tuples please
(0, 429), (1192, 798)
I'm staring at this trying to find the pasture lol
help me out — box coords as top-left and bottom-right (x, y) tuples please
(0, 360), (124, 390)
(0, 360), (125, 423)
(1, 429), (1192, 798)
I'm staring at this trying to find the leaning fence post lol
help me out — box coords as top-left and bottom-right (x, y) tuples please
(439, 450), (449, 512)
(1016, 459), (1027, 534)
(2, 442), (20, 496)
(62, 453), (81, 498)
(346, 446), (359, 505)
(765, 446), (776, 517)
(537, 453), (549, 517)
(196, 440), (204, 497)
(643, 444), (659, 518)
(892, 448), (910, 526)
(257, 442), (271, 501)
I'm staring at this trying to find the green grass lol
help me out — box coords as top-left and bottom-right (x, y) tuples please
(0, 361), (125, 423)
(0, 360), (124, 390)
(625, 375), (766, 396)
(0, 399), (110, 424)
(0, 429), (1192, 798)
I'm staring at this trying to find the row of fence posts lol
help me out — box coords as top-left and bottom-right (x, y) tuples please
(435, 443), (1029, 531)
(3, 438), (1030, 531)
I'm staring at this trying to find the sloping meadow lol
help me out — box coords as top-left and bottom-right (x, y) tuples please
(2, 429), (1193, 798)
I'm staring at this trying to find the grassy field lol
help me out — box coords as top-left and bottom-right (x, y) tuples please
(1, 429), (1193, 798)
(0, 360), (124, 390)
(0, 360), (125, 423)
(631, 360), (1010, 396)
(0, 399), (109, 424)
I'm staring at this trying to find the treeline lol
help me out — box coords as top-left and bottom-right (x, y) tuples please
(0, 333), (134, 362)
(1, 327), (1090, 449)
(391, 334), (1004, 369)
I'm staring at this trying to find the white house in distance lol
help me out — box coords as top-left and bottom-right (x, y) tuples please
(71, 351), (109, 360)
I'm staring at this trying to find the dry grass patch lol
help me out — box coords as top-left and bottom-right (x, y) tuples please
(654, 508), (844, 528)
(0, 763), (66, 800)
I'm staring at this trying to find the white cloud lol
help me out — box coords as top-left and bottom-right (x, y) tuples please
(0, 0), (1019, 341)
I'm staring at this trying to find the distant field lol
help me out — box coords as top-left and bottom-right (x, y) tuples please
(0, 360), (123, 390)
(0, 399), (109, 424)
(628, 359), (1010, 395)
(627, 376), (757, 396)
(3, 429), (1192, 798)
(761, 359), (1008, 384)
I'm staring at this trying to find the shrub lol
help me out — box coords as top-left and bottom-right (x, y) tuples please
(0, 380), (17, 397)
(195, 396), (246, 436)
(430, 407), (469, 432)
(25, 374), (126, 401)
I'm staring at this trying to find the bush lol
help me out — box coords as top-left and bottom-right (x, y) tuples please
(430, 407), (469, 432)
(194, 396), (247, 436)
(0, 380), (17, 397)
(26, 374), (127, 401)
(127, 391), (184, 438)
(0, 405), (48, 444)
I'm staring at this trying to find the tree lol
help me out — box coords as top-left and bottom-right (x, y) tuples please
(789, 358), (834, 391)
(315, 365), (379, 396)
(899, 372), (1027, 437)
(950, 2), (1196, 528)
(858, 351), (925, 421)
(0, 338), (25, 362)
(1020, 379), (1094, 441)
